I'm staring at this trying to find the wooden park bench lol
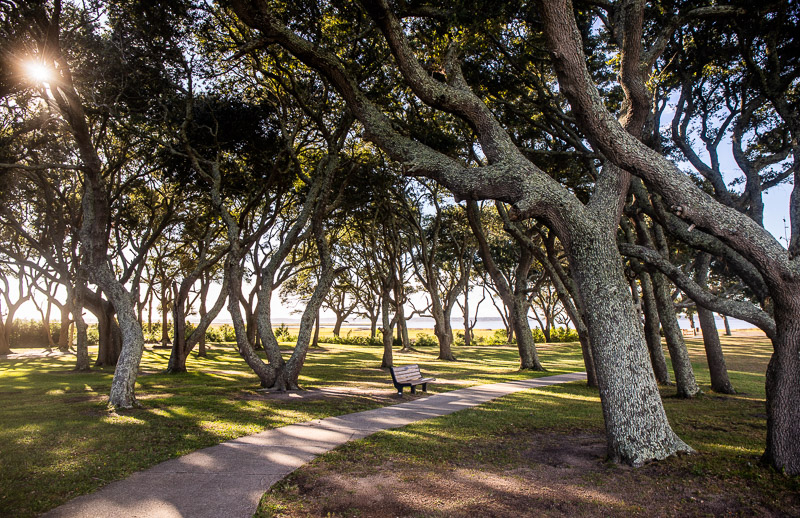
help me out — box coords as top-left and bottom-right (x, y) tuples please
(390, 364), (436, 395)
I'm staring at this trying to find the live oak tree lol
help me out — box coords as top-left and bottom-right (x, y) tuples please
(1, 0), (185, 406)
(539, 0), (800, 473)
(402, 183), (474, 361)
(227, 0), (692, 465)
(466, 200), (544, 370)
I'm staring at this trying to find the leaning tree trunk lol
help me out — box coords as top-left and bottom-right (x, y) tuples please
(651, 272), (700, 398)
(0, 319), (11, 355)
(639, 272), (671, 385)
(332, 312), (344, 337)
(567, 226), (692, 465)
(58, 302), (72, 352)
(312, 310), (320, 348)
(91, 265), (146, 409)
(697, 307), (735, 393)
(91, 298), (122, 367)
(722, 314), (732, 336)
(71, 281), (91, 371)
(160, 284), (171, 347)
(762, 291), (800, 475)
(432, 300), (456, 361)
(74, 308), (90, 371)
(695, 253), (735, 393)
(380, 289), (394, 368)
(511, 293), (544, 370)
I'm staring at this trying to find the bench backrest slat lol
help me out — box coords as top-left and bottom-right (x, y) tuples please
(392, 365), (423, 382)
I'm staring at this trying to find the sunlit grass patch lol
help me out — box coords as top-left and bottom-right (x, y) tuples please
(1, 339), (584, 517)
(255, 334), (799, 517)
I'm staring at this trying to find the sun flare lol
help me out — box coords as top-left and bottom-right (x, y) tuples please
(24, 61), (52, 83)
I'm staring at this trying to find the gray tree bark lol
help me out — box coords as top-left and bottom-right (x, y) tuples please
(694, 253), (735, 393)
(639, 272), (671, 385)
(651, 272), (701, 398)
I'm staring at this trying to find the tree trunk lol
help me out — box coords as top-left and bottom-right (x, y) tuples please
(58, 302), (72, 352)
(512, 293), (544, 370)
(395, 295), (412, 352)
(462, 284), (472, 347)
(332, 312), (344, 337)
(147, 292), (153, 337)
(697, 307), (735, 393)
(722, 314), (732, 336)
(577, 331), (597, 387)
(160, 284), (170, 347)
(380, 289), (393, 368)
(762, 293), (800, 475)
(168, 270), (228, 372)
(651, 272), (700, 398)
(167, 292), (189, 374)
(370, 314), (378, 338)
(312, 309), (320, 348)
(197, 279), (208, 358)
(41, 299), (56, 349)
(566, 227), (692, 465)
(432, 300), (456, 361)
(695, 253), (735, 394)
(91, 299), (122, 367)
(95, 266), (146, 409)
(0, 318), (11, 355)
(465, 201), (540, 368)
(640, 272), (671, 385)
(73, 284), (91, 371)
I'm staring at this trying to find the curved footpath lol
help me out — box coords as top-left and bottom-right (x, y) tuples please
(44, 372), (586, 518)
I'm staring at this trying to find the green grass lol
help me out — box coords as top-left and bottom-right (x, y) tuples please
(0, 339), (583, 517)
(254, 335), (800, 517)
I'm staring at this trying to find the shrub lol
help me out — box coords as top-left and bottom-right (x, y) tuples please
(86, 324), (99, 345)
(274, 323), (292, 342)
(143, 323), (163, 343)
(205, 324), (236, 343)
(550, 326), (579, 342)
(413, 333), (438, 348)
(8, 319), (52, 347)
(485, 329), (510, 345)
(324, 333), (381, 346)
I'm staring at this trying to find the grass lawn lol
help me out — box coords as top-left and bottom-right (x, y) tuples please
(254, 333), (800, 517)
(0, 333), (581, 517)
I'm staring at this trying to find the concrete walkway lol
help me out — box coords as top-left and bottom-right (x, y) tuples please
(44, 372), (586, 518)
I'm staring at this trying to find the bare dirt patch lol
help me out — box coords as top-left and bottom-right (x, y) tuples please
(261, 431), (799, 517)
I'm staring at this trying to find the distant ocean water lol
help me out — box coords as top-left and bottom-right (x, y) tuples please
(211, 315), (754, 331)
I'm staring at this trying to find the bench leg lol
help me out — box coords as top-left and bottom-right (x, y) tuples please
(410, 385), (416, 394)
(422, 383), (427, 393)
